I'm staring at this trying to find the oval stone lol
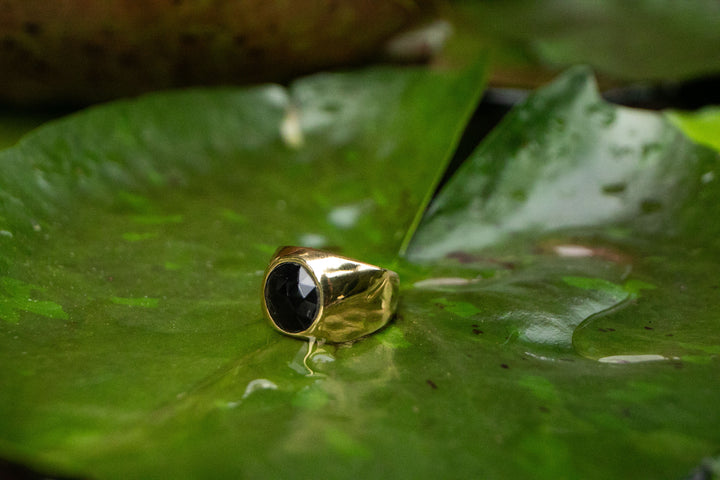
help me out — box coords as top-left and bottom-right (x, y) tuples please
(264, 262), (319, 333)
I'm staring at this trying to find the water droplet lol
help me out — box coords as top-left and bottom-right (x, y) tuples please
(280, 104), (304, 149)
(311, 353), (335, 364)
(553, 245), (594, 258)
(298, 233), (327, 248)
(597, 354), (675, 364)
(288, 338), (325, 376)
(413, 277), (479, 289)
(383, 19), (452, 62)
(328, 203), (364, 229)
(241, 378), (278, 399)
(263, 85), (289, 108)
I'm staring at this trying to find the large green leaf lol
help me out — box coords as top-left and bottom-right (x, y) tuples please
(3, 58), (720, 479)
(0, 62), (487, 477)
(405, 67), (720, 478)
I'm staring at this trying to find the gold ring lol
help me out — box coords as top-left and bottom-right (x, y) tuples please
(262, 246), (399, 343)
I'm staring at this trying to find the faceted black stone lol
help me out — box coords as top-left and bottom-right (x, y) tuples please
(264, 262), (319, 333)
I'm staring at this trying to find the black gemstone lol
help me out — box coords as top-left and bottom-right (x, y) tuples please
(264, 262), (319, 333)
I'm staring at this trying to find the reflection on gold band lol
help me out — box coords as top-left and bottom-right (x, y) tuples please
(262, 246), (399, 343)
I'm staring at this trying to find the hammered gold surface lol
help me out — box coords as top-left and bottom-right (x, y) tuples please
(262, 246), (399, 343)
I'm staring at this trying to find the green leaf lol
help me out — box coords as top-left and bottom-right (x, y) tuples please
(409, 66), (720, 258)
(405, 67), (720, 478)
(0, 62), (488, 477)
(448, 0), (720, 82)
(3, 58), (719, 479)
(667, 107), (720, 151)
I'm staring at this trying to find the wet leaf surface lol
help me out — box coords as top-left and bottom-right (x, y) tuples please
(2, 61), (720, 479)
(0, 63), (487, 477)
(406, 68), (720, 478)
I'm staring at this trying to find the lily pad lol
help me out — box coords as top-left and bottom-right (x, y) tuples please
(405, 67), (720, 478)
(0, 62), (487, 476)
(2, 59), (720, 479)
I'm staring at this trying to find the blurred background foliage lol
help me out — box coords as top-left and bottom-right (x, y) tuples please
(2, 0), (720, 145)
(1, 0), (720, 106)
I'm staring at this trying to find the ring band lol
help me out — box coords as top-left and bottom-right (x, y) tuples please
(262, 246), (399, 343)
